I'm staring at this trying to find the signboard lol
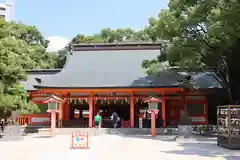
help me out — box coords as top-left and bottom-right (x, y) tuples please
(139, 118), (143, 128)
(48, 102), (58, 110)
(71, 132), (89, 149)
(0, 125), (23, 141)
(31, 117), (50, 123)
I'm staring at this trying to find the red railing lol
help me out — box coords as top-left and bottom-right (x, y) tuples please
(18, 113), (51, 125)
(121, 120), (130, 128)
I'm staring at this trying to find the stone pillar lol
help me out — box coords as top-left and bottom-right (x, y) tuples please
(151, 111), (156, 137)
(50, 111), (57, 136)
(130, 96), (134, 128)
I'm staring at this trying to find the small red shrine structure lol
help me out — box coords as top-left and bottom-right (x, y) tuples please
(20, 43), (223, 127)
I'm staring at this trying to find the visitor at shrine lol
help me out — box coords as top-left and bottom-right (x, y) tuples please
(94, 112), (102, 135)
(1, 118), (4, 132)
(111, 112), (119, 128)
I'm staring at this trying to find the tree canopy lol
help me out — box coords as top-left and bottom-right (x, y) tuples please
(71, 28), (151, 44)
(0, 19), (57, 116)
(143, 0), (240, 102)
(55, 28), (153, 68)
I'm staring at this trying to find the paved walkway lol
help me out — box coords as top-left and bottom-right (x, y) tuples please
(0, 134), (239, 160)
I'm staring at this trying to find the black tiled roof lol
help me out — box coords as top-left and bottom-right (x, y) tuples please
(21, 69), (61, 91)
(34, 49), (168, 88)
(21, 43), (223, 90)
(32, 49), (223, 89)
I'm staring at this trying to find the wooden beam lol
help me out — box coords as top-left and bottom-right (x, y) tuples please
(37, 88), (183, 94)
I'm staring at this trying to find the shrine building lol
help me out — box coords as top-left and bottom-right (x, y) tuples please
(21, 42), (226, 128)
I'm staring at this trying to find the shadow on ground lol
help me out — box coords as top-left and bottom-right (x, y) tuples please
(122, 134), (218, 141)
(159, 137), (240, 159)
(107, 132), (240, 159)
(32, 135), (52, 138)
(223, 156), (240, 160)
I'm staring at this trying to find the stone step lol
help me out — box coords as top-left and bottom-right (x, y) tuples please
(22, 125), (218, 137)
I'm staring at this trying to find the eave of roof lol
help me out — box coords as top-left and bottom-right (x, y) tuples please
(33, 85), (181, 89)
(26, 69), (61, 74)
(71, 42), (162, 51)
(21, 69), (61, 91)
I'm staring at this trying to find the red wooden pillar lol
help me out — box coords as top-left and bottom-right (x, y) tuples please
(136, 104), (139, 122)
(58, 103), (63, 127)
(182, 94), (186, 110)
(63, 100), (69, 121)
(204, 98), (208, 124)
(130, 96), (134, 128)
(94, 100), (97, 116)
(162, 98), (166, 127)
(88, 96), (93, 128)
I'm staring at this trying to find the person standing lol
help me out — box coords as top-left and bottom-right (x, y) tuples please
(94, 112), (102, 135)
(0, 118), (4, 132)
(111, 112), (118, 128)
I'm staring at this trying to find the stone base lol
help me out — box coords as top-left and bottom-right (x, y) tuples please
(0, 125), (24, 141)
(217, 135), (240, 150)
(178, 125), (192, 138)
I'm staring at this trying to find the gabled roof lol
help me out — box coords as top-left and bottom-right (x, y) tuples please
(21, 69), (61, 91)
(24, 43), (223, 90)
(34, 43), (174, 89)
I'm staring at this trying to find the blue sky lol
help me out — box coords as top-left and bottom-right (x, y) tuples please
(4, 0), (168, 39)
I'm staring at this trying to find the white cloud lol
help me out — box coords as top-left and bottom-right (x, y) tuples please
(47, 36), (69, 52)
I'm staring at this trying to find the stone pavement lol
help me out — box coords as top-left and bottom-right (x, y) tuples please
(0, 134), (239, 160)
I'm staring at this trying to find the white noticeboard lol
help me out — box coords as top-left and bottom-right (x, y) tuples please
(139, 118), (143, 128)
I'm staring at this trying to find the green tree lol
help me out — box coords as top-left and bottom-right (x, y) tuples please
(143, 0), (240, 103)
(54, 49), (68, 68)
(55, 28), (151, 69)
(71, 28), (150, 44)
(0, 19), (55, 116)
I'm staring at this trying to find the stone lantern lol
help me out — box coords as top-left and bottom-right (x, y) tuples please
(144, 96), (162, 137)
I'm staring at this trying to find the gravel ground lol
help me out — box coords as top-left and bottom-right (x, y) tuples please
(0, 134), (239, 160)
